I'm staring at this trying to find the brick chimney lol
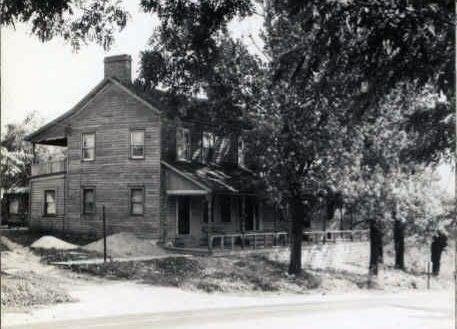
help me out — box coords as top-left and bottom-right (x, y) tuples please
(104, 54), (132, 83)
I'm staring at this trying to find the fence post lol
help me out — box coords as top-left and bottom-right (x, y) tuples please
(102, 205), (107, 263)
(427, 261), (431, 289)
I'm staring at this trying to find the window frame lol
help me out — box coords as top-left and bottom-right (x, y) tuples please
(176, 127), (191, 161)
(129, 129), (145, 159)
(81, 132), (96, 161)
(237, 136), (245, 167)
(43, 190), (57, 217)
(201, 131), (215, 164)
(82, 187), (96, 215)
(130, 187), (145, 216)
(9, 199), (19, 215)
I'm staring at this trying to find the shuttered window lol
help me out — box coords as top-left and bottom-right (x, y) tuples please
(130, 130), (145, 159)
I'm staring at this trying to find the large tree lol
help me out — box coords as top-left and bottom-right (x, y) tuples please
(1, 0), (128, 49)
(137, 0), (454, 274)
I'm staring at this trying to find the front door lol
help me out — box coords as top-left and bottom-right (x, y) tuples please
(244, 197), (258, 231)
(177, 196), (190, 235)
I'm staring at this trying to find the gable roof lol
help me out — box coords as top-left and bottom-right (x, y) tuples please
(25, 78), (162, 143)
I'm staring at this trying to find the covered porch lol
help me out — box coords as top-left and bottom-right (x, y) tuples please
(162, 161), (369, 254)
(162, 161), (285, 250)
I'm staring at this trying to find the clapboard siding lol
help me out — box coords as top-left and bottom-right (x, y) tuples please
(64, 83), (161, 238)
(30, 175), (65, 232)
(30, 81), (162, 238)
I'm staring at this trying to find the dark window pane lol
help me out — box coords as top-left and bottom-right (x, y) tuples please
(132, 146), (144, 157)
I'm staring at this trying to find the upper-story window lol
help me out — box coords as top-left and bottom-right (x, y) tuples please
(202, 131), (215, 164)
(9, 199), (19, 214)
(237, 137), (245, 167)
(176, 128), (191, 161)
(130, 130), (145, 159)
(82, 133), (95, 161)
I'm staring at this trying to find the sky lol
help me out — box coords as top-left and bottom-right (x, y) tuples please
(0, 4), (454, 196)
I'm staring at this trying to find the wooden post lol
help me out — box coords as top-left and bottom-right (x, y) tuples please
(32, 143), (36, 164)
(241, 196), (246, 249)
(102, 205), (107, 263)
(427, 261), (431, 289)
(206, 194), (213, 250)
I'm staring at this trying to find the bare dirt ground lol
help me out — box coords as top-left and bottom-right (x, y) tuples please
(0, 234), (105, 311)
(1, 230), (453, 314)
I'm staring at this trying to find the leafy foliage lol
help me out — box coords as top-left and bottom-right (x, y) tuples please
(138, 1), (454, 273)
(1, 0), (128, 50)
(1, 112), (64, 190)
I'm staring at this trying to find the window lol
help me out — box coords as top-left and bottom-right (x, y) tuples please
(237, 137), (245, 167)
(44, 190), (56, 216)
(130, 188), (144, 215)
(201, 131), (215, 164)
(83, 188), (95, 214)
(9, 199), (19, 214)
(176, 128), (191, 161)
(220, 197), (231, 223)
(130, 130), (145, 159)
(82, 133), (95, 161)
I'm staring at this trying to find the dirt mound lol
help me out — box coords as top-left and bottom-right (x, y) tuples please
(82, 232), (168, 258)
(31, 236), (78, 250)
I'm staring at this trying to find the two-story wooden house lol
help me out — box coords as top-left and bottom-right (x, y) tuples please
(25, 55), (297, 250)
(26, 55), (362, 251)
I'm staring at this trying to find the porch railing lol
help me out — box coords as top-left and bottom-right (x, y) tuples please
(208, 229), (369, 251)
(208, 231), (289, 252)
(303, 230), (369, 244)
(31, 158), (67, 177)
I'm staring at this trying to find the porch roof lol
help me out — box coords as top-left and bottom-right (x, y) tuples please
(162, 161), (258, 194)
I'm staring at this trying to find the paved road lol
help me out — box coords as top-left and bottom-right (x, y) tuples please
(5, 292), (453, 329)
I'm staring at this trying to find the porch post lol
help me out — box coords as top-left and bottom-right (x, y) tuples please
(206, 194), (213, 250)
(241, 196), (246, 249)
(32, 143), (37, 164)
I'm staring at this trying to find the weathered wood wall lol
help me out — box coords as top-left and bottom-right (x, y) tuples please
(30, 174), (65, 233)
(62, 83), (162, 238)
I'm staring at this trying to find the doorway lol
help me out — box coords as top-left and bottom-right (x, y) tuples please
(177, 196), (190, 235)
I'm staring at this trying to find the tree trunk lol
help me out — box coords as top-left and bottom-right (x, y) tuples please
(431, 233), (448, 276)
(288, 199), (305, 275)
(393, 219), (405, 270)
(369, 220), (382, 276)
